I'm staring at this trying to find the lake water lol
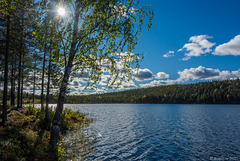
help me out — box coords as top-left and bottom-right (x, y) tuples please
(60, 104), (240, 160)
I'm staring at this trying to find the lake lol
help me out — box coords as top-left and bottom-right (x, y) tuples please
(59, 104), (240, 160)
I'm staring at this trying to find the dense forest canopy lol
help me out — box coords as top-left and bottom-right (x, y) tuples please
(64, 79), (240, 104)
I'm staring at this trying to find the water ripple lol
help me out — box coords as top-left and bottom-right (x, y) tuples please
(61, 104), (240, 160)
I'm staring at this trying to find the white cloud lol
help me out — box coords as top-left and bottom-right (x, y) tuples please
(177, 66), (220, 82)
(113, 5), (136, 18)
(178, 35), (216, 61)
(91, 88), (107, 95)
(139, 66), (240, 88)
(217, 70), (240, 80)
(177, 66), (240, 82)
(68, 90), (90, 96)
(213, 35), (240, 56)
(73, 81), (80, 87)
(74, 72), (91, 83)
(139, 80), (175, 88)
(155, 72), (170, 79)
(112, 80), (137, 90)
(163, 51), (175, 58)
(68, 78), (82, 90)
(98, 74), (111, 86)
(74, 72), (90, 78)
(134, 68), (154, 81)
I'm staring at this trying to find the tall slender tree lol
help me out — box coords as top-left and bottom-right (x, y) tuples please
(40, 35), (47, 111)
(10, 57), (16, 106)
(17, 6), (24, 108)
(20, 54), (24, 107)
(31, 54), (40, 106)
(45, 26), (54, 122)
(2, 8), (10, 123)
(1, 0), (18, 122)
(49, 0), (153, 149)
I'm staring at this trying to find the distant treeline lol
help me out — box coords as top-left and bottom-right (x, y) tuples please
(65, 79), (240, 104)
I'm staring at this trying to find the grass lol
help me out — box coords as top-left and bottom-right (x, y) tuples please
(0, 105), (93, 161)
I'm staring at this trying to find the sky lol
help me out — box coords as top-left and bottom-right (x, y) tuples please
(66, 0), (240, 95)
(2, 0), (239, 95)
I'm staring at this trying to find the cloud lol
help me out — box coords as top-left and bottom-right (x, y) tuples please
(91, 88), (107, 95)
(134, 68), (154, 81)
(68, 78), (82, 89)
(155, 72), (170, 79)
(177, 66), (240, 82)
(73, 72), (92, 83)
(163, 51), (175, 58)
(98, 74), (111, 86)
(113, 5), (136, 18)
(68, 90), (90, 96)
(112, 80), (137, 90)
(165, 34), (240, 60)
(177, 66), (219, 81)
(73, 81), (80, 87)
(216, 70), (240, 80)
(139, 66), (240, 88)
(213, 35), (240, 56)
(68, 86), (107, 95)
(100, 52), (139, 70)
(139, 80), (175, 88)
(74, 72), (90, 78)
(178, 35), (216, 61)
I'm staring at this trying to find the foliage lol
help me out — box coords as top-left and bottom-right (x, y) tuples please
(65, 79), (240, 104)
(1, 0), (153, 150)
(0, 106), (90, 160)
(60, 108), (85, 132)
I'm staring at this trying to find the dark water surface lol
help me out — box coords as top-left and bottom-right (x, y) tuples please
(63, 104), (240, 160)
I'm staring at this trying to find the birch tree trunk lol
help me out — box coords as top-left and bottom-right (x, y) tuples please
(49, 1), (81, 150)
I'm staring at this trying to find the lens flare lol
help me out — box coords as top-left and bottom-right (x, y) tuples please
(57, 7), (66, 16)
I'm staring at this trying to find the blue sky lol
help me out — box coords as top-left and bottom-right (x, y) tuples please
(1, 0), (239, 95)
(126, 0), (240, 85)
(67, 0), (240, 95)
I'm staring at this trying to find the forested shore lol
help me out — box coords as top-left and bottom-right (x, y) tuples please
(1, 79), (239, 105)
(65, 79), (240, 104)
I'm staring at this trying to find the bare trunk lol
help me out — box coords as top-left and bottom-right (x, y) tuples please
(13, 63), (16, 106)
(49, 1), (81, 150)
(17, 10), (24, 109)
(45, 27), (54, 122)
(17, 52), (21, 108)
(2, 14), (10, 123)
(33, 61), (36, 106)
(41, 40), (47, 112)
(11, 62), (14, 106)
(45, 55), (52, 122)
(20, 56), (24, 107)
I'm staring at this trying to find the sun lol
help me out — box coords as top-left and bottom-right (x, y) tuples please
(57, 7), (66, 16)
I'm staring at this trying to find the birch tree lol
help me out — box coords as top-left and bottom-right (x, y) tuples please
(48, 0), (153, 149)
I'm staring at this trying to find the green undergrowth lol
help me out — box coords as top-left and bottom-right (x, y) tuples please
(0, 105), (92, 161)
